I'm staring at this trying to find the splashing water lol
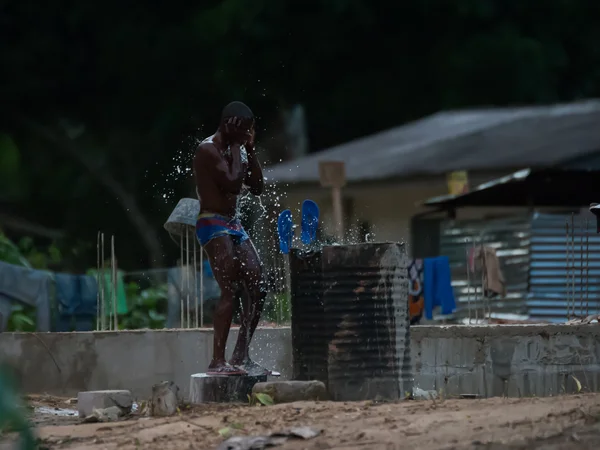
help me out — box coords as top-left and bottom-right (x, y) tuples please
(158, 144), (195, 203)
(161, 137), (383, 327)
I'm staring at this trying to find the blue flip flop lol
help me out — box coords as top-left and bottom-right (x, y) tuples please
(301, 200), (320, 245)
(277, 210), (294, 254)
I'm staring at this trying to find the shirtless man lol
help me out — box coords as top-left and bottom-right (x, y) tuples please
(193, 101), (269, 376)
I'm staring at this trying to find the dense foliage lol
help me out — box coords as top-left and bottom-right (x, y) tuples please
(2, 0), (600, 269)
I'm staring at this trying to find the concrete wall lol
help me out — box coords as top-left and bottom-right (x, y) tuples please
(413, 324), (600, 398)
(2, 324), (599, 400)
(0, 328), (292, 400)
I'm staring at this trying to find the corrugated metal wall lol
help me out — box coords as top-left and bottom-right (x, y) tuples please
(439, 215), (532, 321)
(529, 212), (600, 322)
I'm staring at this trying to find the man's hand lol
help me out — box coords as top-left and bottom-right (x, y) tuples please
(226, 117), (254, 147)
(247, 128), (255, 150)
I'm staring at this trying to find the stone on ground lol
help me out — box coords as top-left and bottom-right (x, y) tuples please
(81, 406), (124, 423)
(189, 373), (267, 404)
(252, 380), (327, 403)
(149, 381), (180, 417)
(77, 390), (132, 418)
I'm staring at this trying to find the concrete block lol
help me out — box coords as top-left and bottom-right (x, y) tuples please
(189, 373), (267, 404)
(252, 380), (327, 403)
(77, 390), (133, 418)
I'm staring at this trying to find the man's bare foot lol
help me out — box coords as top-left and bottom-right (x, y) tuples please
(231, 359), (279, 377)
(207, 360), (247, 376)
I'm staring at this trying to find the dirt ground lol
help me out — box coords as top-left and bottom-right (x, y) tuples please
(4, 393), (600, 450)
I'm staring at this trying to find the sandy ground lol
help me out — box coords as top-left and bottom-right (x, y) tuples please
(3, 394), (600, 450)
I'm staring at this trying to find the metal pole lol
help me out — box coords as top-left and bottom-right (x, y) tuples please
(586, 218), (590, 316)
(283, 254), (291, 324)
(481, 248), (487, 322)
(194, 239), (198, 329)
(186, 227), (190, 329)
(111, 235), (118, 330)
(200, 245), (204, 327)
(101, 233), (106, 330)
(473, 238), (478, 323)
(571, 213), (576, 319)
(180, 233), (184, 328)
(466, 245), (472, 325)
(580, 217), (584, 318)
(96, 232), (101, 331)
(565, 221), (570, 321)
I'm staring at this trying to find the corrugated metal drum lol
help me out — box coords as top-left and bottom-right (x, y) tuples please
(323, 243), (412, 401)
(289, 249), (328, 384)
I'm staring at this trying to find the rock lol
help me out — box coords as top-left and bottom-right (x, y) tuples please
(217, 427), (322, 450)
(272, 427), (322, 439)
(81, 406), (124, 423)
(149, 381), (180, 417)
(216, 436), (285, 450)
(77, 390), (132, 418)
(412, 387), (438, 400)
(189, 373), (266, 404)
(252, 380), (327, 403)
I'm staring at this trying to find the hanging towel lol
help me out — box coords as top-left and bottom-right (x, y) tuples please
(407, 259), (424, 325)
(166, 265), (220, 328)
(55, 274), (98, 316)
(471, 246), (506, 297)
(87, 270), (128, 315)
(0, 295), (12, 331)
(423, 256), (456, 320)
(0, 261), (52, 331)
(55, 274), (98, 331)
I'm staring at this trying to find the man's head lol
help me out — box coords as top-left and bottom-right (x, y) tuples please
(220, 101), (254, 143)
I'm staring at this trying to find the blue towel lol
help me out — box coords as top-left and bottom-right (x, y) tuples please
(423, 256), (456, 320)
(55, 274), (98, 316)
(0, 261), (52, 331)
(55, 274), (98, 332)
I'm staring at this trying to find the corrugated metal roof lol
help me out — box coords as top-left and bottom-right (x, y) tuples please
(528, 212), (600, 323)
(266, 100), (600, 184)
(423, 168), (600, 208)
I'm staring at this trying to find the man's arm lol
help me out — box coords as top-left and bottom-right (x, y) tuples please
(244, 145), (264, 196)
(194, 142), (245, 194)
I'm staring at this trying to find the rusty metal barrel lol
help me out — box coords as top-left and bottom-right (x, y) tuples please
(289, 249), (329, 385)
(323, 242), (412, 401)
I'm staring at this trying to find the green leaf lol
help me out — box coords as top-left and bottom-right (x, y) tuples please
(254, 393), (274, 406)
(218, 427), (232, 438)
(0, 232), (30, 268)
(14, 315), (34, 327)
(148, 310), (166, 321)
(48, 245), (62, 263)
(571, 375), (582, 393)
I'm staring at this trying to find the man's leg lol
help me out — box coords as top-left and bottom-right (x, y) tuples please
(229, 239), (266, 368)
(203, 236), (245, 374)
